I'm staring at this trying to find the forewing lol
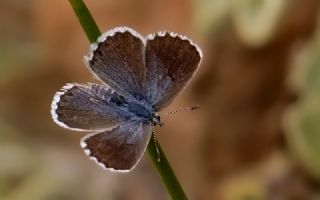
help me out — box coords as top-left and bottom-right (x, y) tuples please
(51, 83), (134, 131)
(80, 121), (151, 172)
(85, 27), (146, 100)
(145, 32), (202, 110)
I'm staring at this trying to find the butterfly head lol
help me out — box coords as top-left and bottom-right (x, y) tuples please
(151, 112), (162, 126)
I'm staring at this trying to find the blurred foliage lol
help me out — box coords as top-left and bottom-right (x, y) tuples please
(0, 42), (42, 85)
(285, 23), (320, 180)
(231, 0), (287, 47)
(193, 0), (320, 199)
(0, 0), (43, 85)
(193, 0), (287, 47)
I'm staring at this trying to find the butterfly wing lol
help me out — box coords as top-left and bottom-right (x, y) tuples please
(144, 32), (202, 111)
(85, 27), (146, 100)
(85, 27), (202, 110)
(80, 121), (151, 172)
(51, 83), (135, 131)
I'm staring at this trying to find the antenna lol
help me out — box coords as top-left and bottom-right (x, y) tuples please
(166, 105), (200, 115)
(151, 105), (200, 161)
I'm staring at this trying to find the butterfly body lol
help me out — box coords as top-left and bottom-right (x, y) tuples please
(51, 26), (202, 172)
(125, 99), (154, 122)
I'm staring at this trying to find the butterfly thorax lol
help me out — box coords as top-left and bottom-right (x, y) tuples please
(126, 99), (161, 126)
(127, 99), (153, 119)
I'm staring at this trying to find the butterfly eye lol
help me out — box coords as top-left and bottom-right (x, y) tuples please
(155, 114), (160, 122)
(151, 113), (161, 126)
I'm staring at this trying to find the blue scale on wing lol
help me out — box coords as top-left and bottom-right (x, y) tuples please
(53, 83), (136, 131)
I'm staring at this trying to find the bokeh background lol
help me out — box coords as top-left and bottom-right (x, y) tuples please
(1, 0), (320, 199)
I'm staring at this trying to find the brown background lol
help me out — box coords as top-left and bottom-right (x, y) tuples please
(1, 0), (320, 199)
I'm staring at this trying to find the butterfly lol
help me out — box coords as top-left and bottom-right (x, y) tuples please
(50, 26), (202, 172)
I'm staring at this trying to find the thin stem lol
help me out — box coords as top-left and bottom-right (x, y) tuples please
(67, 0), (189, 199)
(147, 138), (188, 200)
(69, 0), (101, 43)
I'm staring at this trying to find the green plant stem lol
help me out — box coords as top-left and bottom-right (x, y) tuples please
(69, 0), (101, 43)
(147, 138), (188, 200)
(67, 0), (188, 199)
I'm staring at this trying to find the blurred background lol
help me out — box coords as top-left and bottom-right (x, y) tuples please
(1, 0), (320, 199)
